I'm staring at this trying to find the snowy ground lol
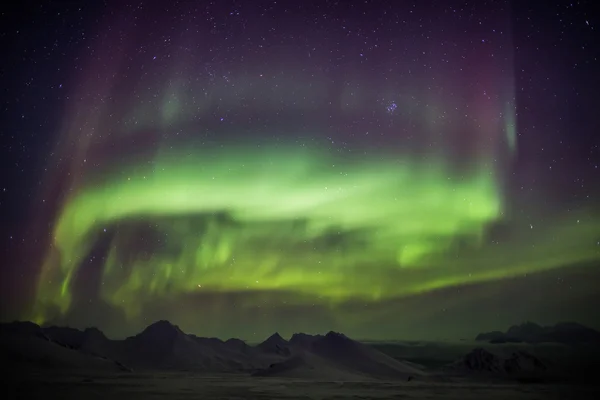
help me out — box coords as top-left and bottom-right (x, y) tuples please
(6, 370), (599, 400)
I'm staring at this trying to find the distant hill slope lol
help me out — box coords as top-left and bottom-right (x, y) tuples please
(0, 320), (265, 373)
(255, 332), (291, 356)
(253, 331), (425, 380)
(0, 321), (130, 372)
(476, 322), (600, 344)
(0, 321), (423, 380)
(449, 347), (548, 375)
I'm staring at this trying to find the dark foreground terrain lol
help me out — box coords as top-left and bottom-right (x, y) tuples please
(5, 369), (599, 400)
(2, 320), (600, 399)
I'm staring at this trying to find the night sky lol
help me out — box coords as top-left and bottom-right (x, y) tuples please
(0, 0), (599, 341)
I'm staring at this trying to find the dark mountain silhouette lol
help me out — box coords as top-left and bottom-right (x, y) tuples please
(0, 322), (130, 372)
(506, 321), (545, 339)
(0, 320), (258, 372)
(253, 331), (425, 380)
(42, 325), (88, 348)
(309, 331), (424, 378)
(476, 322), (600, 344)
(224, 338), (250, 353)
(0, 320), (426, 380)
(451, 348), (548, 375)
(256, 332), (291, 356)
(455, 348), (503, 372)
(118, 320), (260, 371)
(289, 332), (323, 348)
(121, 320), (199, 368)
(79, 327), (111, 353)
(541, 322), (600, 343)
(41, 325), (112, 355)
(1, 321), (46, 337)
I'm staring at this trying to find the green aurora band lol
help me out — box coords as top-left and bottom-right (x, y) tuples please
(32, 145), (600, 324)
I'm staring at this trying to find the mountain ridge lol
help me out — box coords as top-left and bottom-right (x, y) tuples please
(0, 320), (424, 380)
(475, 321), (600, 344)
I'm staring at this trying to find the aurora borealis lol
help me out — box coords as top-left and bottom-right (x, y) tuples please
(1, 0), (599, 340)
(41, 146), (504, 317)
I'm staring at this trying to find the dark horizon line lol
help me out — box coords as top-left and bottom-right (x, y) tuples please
(3, 318), (591, 344)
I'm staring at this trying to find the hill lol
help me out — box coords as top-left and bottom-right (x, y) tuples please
(0, 321), (130, 372)
(253, 331), (425, 380)
(1, 321), (423, 381)
(450, 348), (548, 374)
(476, 322), (600, 344)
